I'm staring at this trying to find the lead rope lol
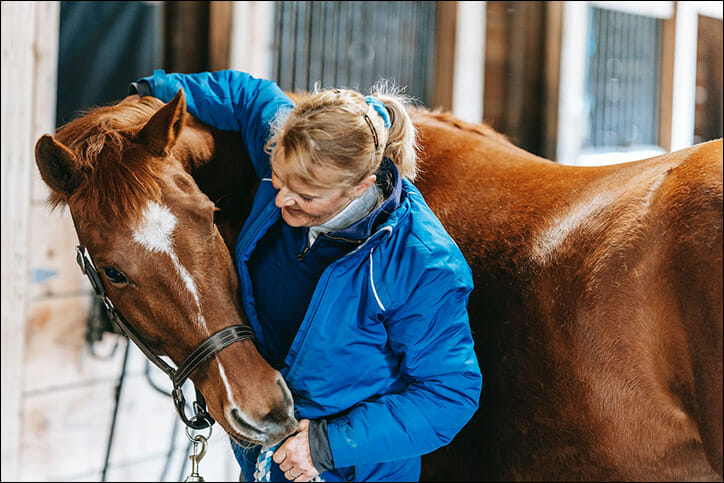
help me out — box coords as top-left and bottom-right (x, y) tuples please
(253, 444), (325, 482)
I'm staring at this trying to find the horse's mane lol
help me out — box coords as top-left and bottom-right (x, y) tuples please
(409, 106), (513, 145)
(51, 96), (170, 228)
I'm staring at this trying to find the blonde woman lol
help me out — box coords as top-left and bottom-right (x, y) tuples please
(130, 70), (482, 482)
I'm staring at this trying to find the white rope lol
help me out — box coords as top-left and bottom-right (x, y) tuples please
(253, 444), (325, 482)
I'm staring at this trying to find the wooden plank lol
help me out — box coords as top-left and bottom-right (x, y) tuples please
(209, 1), (234, 71)
(165, 2), (210, 73)
(482, 1), (508, 131)
(23, 295), (126, 393)
(20, 373), (175, 481)
(106, 411), (240, 482)
(20, 372), (239, 481)
(543, 1), (564, 161)
(1, 3), (36, 480)
(670, 1), (699, 150)
(432, 1), (457, 112)
(451, 1), (486, 123)
(27, 204), (87, 299)
(228, 1), (275, 79)
(659, 4), (677, 151)
(19, 380), (118, 481)
(555, 1), (589, 165)
(693, 15), (723, 143)
(30, 2), (60, 203)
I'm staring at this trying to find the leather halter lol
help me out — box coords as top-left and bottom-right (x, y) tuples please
(75, 243), (255, 430)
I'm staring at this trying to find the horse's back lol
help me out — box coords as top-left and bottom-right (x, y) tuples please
(414, 114), (723, 481)
(648, 139), (723, 478)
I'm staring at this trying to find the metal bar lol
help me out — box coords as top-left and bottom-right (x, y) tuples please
(290, 1), (298, 91)
(100, 338), (131, 482)
(303, 0), (313, 91)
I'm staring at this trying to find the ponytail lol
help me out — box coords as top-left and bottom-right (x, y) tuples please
(370, 80), (419, 181)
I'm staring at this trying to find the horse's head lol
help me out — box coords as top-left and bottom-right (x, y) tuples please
(34, 90), (297, 446)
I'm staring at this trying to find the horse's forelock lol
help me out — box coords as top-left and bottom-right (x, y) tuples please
(54, 98), (168, 228)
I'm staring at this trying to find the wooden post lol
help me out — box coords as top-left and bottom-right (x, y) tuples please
(556, 1), (589, 165)
(432, 1), (458, 112)
(228, 1), (275, 79)
(209, 1), (234, 71)
(432, 1), (486, 123)
(1, 2), (59, 480)
(165, 1), (210, 73)
(544, 2), (564, 161)
(659, 4), (677, 152)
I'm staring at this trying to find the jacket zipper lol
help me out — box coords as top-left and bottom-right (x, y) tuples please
(283, 225), (394, 379)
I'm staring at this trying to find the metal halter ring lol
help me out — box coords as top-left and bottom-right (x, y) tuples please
(185, 420), (212, 442)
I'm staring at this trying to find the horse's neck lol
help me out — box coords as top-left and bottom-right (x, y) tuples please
(178, 118), (259, 256)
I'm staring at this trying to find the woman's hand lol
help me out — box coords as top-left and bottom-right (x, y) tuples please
(273, 419), (320, 482)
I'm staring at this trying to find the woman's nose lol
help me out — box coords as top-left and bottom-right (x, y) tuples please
(275, 189), (296, 208)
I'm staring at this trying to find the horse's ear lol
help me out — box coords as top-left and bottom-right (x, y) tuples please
(136, 88), (187, 156)
(35, 134), (84, 197)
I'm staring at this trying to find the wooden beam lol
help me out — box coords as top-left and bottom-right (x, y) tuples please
(451, 1), (486, 123)
(670, 1), (700, 150)
(432, 1), (458, 112)
(556, 1), (589, 165)
(228, 1), (275, 79)
(543, 2), (564, 161)
(165, 1), (210, 73)
(1, 3), (59, 479)
(209, 1), (234, 71)
(659, 3), (677, 151)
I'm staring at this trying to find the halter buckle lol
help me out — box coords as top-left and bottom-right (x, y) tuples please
(173, 387), (214, 430)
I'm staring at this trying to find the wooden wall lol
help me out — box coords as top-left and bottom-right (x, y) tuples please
(1, 2), (239, 481)
(483, 1), (559, 159)
(694, 14), (723, 144)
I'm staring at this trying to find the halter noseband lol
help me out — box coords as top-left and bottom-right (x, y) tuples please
(75, 243), (255, 430)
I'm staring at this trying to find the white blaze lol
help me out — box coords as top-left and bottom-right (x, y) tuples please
(133, 201), (176, 254)
(133, 201), (207, 328)
(218, 362), (237, 408)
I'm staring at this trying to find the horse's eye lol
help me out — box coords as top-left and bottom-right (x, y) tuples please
(102, 267), (128, 285)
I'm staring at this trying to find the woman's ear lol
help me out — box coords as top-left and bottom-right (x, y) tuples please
(352, 174), (376, 199)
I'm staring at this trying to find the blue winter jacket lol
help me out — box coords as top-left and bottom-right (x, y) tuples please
(138, 69), (482, 482)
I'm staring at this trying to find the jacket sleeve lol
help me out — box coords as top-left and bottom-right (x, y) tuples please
(325, 262), (483, 468)
(136, 69), (294, 179)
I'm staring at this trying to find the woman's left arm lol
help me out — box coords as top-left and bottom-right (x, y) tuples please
(325, 265), (483, 468)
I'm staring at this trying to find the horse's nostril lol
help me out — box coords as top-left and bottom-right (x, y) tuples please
(276, 375), (294, 409)
(263, 405), (296, 427)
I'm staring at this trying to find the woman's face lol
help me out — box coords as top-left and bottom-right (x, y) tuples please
(271, 147), (376, 227)
(271, 167), (354, 227)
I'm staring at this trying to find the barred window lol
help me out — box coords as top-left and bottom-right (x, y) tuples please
(583, 7), (662, 149)
(270, 1), (436, 104)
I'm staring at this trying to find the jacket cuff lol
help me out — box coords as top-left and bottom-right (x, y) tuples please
(128, 80), (152, 97)
(308, 419), (334, 473)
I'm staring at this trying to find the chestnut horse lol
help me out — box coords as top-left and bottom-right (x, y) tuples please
(37, 91), (722, 481)
(410, 112), (723, 482)
(34, 92), (297, 449)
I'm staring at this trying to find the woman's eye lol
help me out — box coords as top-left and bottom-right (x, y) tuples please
(301, 196), (315, 202)
(102, 267), (128, 285)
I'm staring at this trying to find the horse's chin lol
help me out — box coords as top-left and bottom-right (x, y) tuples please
(220, 408), (298, 448)
(226, 427), (295, 449)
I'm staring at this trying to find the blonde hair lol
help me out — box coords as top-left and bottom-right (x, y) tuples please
(265, 80), (418, 190)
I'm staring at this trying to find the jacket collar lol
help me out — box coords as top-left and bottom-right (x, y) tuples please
(325, 157), (402, 242)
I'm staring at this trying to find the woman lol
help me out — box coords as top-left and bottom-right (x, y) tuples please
(130, 69), (482, 482)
